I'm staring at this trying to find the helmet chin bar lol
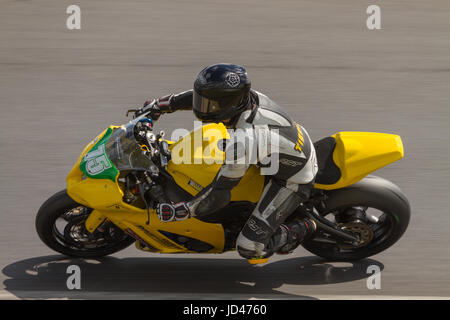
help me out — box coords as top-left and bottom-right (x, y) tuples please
(222, 113), (241, 128)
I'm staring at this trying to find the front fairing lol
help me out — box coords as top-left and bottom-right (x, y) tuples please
(66, 126), (124, 208)
(66, 119), (154, 209)
(66, 124), (226, 254)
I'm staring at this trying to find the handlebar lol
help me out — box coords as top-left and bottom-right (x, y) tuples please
(126, 99), (160, 120)
(129, 103), (171, 168)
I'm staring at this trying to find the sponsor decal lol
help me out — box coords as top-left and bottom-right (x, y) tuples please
(188, 179), (204, 192)
(79, 127), (118, 182)
(294, 123), (304, 152)
(280, 158), (302, 167)
(248, 219), (268, 236)
(137, 226), (181, 249)
(125, 228), (152, 249)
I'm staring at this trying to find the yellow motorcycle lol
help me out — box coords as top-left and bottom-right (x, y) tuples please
(36, 100), (410, 262)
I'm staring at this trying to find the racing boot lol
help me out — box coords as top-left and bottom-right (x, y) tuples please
(245, 218), (317, 264)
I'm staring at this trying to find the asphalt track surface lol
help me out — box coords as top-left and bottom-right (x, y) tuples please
(0, 0), (449, 299)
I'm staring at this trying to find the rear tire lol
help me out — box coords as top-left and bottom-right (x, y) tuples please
(36, 190), (135, 258)
(302, 176), (410, 261)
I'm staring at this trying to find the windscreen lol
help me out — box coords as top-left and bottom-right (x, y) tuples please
(105, 120), (153, 171)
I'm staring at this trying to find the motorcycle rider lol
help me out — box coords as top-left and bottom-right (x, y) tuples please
(147, 63), (318, 261)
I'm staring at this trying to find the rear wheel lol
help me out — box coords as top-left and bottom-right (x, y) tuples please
(302, 176), (410, 261)
(36, 190), (134, 258)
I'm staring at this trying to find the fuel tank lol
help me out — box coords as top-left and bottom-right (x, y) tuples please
(166, 123), (265, 203)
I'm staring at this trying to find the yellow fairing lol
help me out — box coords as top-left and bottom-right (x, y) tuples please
(66, 126), (225, 254)
(168, 126), (403, 194)
(66, 126), (122, 208)
(167, 123), (265, 202)
(314, 132), (404, 190)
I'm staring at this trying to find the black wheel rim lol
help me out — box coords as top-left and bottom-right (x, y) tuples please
(51, 205), (129, 253)
(308, 205), (397, 255)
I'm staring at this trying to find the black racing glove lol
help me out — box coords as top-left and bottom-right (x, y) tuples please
(141, 91), (192, 119)
(140, 94), (174, 120)
(139, 99), (163, 120)
(157, 202), (191, 222)
(155, 94), (175, 113)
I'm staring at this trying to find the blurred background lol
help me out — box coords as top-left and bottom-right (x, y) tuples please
(0, 0), (449, 298)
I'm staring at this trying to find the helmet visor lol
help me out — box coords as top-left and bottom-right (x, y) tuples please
(193, 90), (244, 121)
(193, 91), (222, 114)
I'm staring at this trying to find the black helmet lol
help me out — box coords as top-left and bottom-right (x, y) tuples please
(193, 63), (251, 123)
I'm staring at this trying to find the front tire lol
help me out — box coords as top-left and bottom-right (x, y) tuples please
(302, 176), (410, 261)
(36, 190), (135, 258)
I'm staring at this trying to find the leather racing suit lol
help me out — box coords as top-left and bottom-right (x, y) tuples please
(158, 89), (318, 259)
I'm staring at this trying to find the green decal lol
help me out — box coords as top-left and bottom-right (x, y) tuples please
(80, 128), (118, 182)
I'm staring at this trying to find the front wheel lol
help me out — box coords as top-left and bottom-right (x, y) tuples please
(36, 190), (135, 258)
(302, 176), (410, 261)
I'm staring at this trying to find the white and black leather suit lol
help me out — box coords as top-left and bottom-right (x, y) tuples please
(162, 89), (318, 259)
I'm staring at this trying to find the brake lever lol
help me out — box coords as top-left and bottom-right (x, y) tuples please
(126, 99), (158, 120)
(126, 109), (139, 118)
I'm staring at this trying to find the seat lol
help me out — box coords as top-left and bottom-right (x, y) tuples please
(313, 137), (341, 185)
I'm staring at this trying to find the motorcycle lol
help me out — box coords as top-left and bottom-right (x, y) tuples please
(36, 100), (410, 263)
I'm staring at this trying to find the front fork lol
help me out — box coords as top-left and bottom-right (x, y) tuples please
(84, 210), (107, 233)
